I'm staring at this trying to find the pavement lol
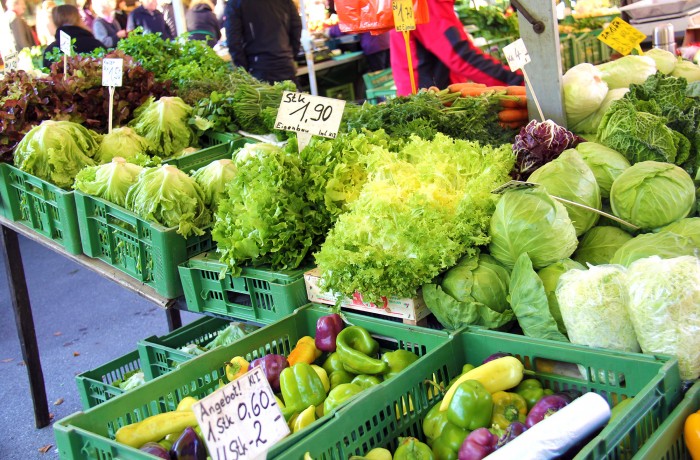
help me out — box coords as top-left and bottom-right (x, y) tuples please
(0, 235), (200, 459)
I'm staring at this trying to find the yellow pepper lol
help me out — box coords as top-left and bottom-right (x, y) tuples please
(225, 356), (249, 382)
(685, 410), (700, 459)
(288, 336), (322, 366)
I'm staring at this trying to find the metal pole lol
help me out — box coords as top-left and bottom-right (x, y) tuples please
(299, 0), (318, 95)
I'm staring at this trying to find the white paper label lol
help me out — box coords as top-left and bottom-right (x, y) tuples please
(503, 38), (530, 71)
(194, 367), (290, 460)
(102, 58), (123, 87)
(4, 52), (18, 71)
(275, 91), (346, 140)
(59, 31), (71, 56)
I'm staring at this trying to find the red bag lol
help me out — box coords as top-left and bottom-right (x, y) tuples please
(336, 0), (429, 34)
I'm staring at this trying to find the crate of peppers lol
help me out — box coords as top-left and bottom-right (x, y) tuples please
(54, 304), (453, 459)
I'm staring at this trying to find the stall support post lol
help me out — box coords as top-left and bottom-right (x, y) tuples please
(515, 0), (567, 126)
(0, 225), (50, 428)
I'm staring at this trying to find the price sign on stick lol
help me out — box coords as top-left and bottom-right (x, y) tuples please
(59, 30), (71, 56)
(275, 91), (346, 152)
(4, 52), (18, 72)
(503, 38), (544, 123)
(392, 0), (416, 32)
(102, 58), (123, 87)
(598, 18), (646, 56)
(194, 367), (290, 460)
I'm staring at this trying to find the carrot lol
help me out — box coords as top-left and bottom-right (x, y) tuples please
(428, 86), (441, 93)
(448, 82), (486, 93)
(460, 87), (491, 97)
(498, 108), (529, 122)
(506, 85), (527, 95)
(499, 121), (525, 129)
(500, 95), (528, 108)
(487, 86), (507, 92)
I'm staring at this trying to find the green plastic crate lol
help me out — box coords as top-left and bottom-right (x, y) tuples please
(634, 381), (700, 459)
(54, 304), (453, 459)
(74, 350), (142, 411)
(163, 137), (257, 173)
(287, 329), (682, 460)
(74, 191), (213, 298)
(200, 131), (240, 148)
(178, 251), (310, 323)
(561, 30), (612, 72)
(0, 164), (82, 254)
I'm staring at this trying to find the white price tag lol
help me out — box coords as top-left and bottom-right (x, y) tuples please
(503, 38), (530, 71)
(194, 367), (290, 460)
(102, 58), (123, 87)
(59, 30), (71, 56)
(4, 52), (18, 71)
(275, 91), (346, 150)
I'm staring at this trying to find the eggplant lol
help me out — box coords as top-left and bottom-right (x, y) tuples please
(525, 394), (570, 428)
(170, 426), (206, 460)
(140, 442), (171, 459)
(458, 428), (498, 460)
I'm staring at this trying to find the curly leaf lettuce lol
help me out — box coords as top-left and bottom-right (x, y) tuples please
(129, 96), (196, 159)
(73, 157), (143, 207)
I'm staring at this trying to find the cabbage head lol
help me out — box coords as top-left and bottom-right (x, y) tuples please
(528, 149), (601, 236)
(488, 187), (578, 269)
(571, 88), (629, 135)
(537, 258), (585, 334)
(671, 59), (700, 82)
(125, 165), (210, 237)
(191, 159), (237, 212)
(563, 63), (609, 128)
(611, 230), (698, 266)
(596, 55), (657, 89)
(574, 226), (633, 266)
(627, 256), (700, 380)
(556, 265), (639, 352)
(94, 127), (154, 164)
(13, 120), (101, 189)
(73, 157), (143, 207)
(645, 49), (677, 75)
(129, 97), (196, 159)
(610, 161), (695, 230)
(575, 142), (630, 198)
(660, 217), (700, 248)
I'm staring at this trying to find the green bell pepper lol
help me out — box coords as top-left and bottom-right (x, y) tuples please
(393, 437), (434, 460)
(491, 391), (527, 429)
(447, 380), (493, 430)
(322, 352), (345, 375)
(514, 378), (554, 411)
(330, 370), (354, 389)
(381, 349), (419, 379)
(352, 374), (382, 389)
(431, 423), (469, 460)
(336, 326), (387, 375)
(280, 363), (327, 413)
(323, 383), (364, 414)
(422, 403), (450, 443)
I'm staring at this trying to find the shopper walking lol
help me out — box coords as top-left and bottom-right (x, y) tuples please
(5, 0), (37, 52)
(93, 0), (127, 48)
(77, 0), (97, 31)
(127, 0), (173, 39)
(159, 0), (178, 38)
(35, 0), (57, 46)
(43, 4), (104, 68)
(186, 0), (220, 47)
(224, 0), (302, 84)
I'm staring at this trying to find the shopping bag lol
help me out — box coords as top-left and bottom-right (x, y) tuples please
(336, 0), (429, 33)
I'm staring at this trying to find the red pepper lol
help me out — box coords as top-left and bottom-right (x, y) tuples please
(315, 313), (344, 352)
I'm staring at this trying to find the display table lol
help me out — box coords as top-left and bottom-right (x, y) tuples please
(0, 215), (184, 428)
(295, 51), (365, 76)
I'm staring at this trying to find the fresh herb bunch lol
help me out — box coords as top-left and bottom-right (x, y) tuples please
(455, 4), (519, 41)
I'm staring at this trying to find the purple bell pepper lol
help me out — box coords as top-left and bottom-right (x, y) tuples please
(525, 394), (570, 428)
(496, 421), (527, 448)
(250, 354), (289, 392)
(458, 428), (498, 460)
(139, 442), (170, 459)
(315, 313), (344, 352)
(170, 427), (206, 460)
(482, 352), (512, 364)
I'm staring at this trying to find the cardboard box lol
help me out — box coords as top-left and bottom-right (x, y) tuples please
(304, 268), (431, 324)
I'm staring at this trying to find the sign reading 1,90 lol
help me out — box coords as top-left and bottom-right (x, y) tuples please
(275, 91), (346, 139)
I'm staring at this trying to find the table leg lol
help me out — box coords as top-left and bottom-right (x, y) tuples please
(0, 225), (50, 428)
(165, 306), (182, 332)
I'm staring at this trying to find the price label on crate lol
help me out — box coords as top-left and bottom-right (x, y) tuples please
(59, 30), (72, 56)
(194, 367), (289, 460)
(392, 0), (416, 32)
(3, 52), (18, 72)
(598, 17), (646, 56)
(503, 39), (531, 71)
(275, 91), (346, 151)
(102, 58), (123, 87)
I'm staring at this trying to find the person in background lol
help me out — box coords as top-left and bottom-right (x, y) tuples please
(186, 0), (220, 47)
(93, 0), (127, 48)
(224, 0), (302, 84)
(43, 4), (104, 68)
(389, 0), (523, 95)
(113, 0), (129, 30)
(159, 0), (178, 38)
(76, 0), (97, 31)
(360, 32), (390, 72)
(127, 0), (173, 39)
(35, 0), (57, 46)
(6, 0), (37, 51)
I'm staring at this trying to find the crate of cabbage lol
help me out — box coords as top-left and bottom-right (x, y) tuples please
(286, 328), (682, 460)
(54, 304), (453, 459)
(75, 316), (258, 409)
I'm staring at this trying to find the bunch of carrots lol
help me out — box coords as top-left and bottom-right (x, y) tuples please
(445, 82), (529, 129)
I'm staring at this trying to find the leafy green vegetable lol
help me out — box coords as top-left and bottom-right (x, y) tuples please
(191, 159), (237, 213)
(94, 127), (154, 164)
(537, 258), (585, 334)
(556, 265), (639, 352)
(13, 120), (101, 188)
(125, 165), (210, 237)
(573, 226), (633, 266)
(671, 59), (700, 82)
(508, 253), (568, 342)
(316, 134), (514, 301)
(563, 63), (609, 128)
(610, 231), (698, 267)
(528, 149), (601, 236)
(575, 141), (630, 198)
(488, 187), (578, 269)
(596, 55), (657, 89)
(571, 88), (629, 135)
(73, 157), (144, 207)
(204, 322), (259, 351)
(116, 370), (146, 391)
(644, 49), (677, 75)
(422, 284), (515, 331)
(659, 217), (700, 248)
(626, 255), (700, 380)
(610, 161), (695, 230)
(129, 96), (196, 159)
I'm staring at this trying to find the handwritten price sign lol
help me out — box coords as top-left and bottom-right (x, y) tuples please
(392, 0), (416, 32)
(598, 18), (646, 56)
(102, 58), (123, 87)
(194, 367), (289, 460)
(59, 30), (72, 56)
(275, 91), (346, 151)
(503, 39), (531, 71)
(4, 52), (18, 72)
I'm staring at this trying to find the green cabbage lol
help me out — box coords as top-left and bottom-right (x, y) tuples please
(191, 159), (237, 212)
(671, 59), (700, 82)
(645, 49), (677, 75)
(659, 217), (700, 248)
(125, 165), (210, 237)
(610, 231), (698, 267)
(626, 255), (700, 380)
(596, 55), (657, 89)
(13, 120), (101, 188)
(610, 161), (695, 230)
(537, 258), (585, 334)
(73, 157), (144, 207)
(573, 226), (633, 266)
(94, 127), (153, 164)
(571, 88), (629, 135)
(528, 149), (601, 236)
(488, 187), (578, 269)
(563, 63), (609, 127)
(575, 141), (631, 198)
(556, 264), (639, 352)
(129, 96), (196, 159)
